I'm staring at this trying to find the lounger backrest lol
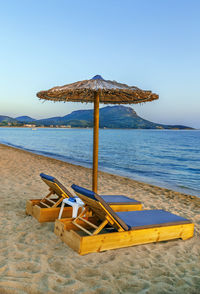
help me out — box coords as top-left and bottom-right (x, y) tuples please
(71, 184), (129, 231)
(40, 173), (75, 199)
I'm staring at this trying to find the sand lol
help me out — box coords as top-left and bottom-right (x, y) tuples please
(0, 143), (200, 294)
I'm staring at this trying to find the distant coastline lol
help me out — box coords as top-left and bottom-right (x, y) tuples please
(0, 126), (197, 130)
(0, 106), (194, 130)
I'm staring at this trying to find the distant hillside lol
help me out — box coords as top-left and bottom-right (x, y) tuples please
(0, 116), (17, 123)
(36, 106), (193, 129)
(15, 116), (36, 123)
(0, 106), (193, 129)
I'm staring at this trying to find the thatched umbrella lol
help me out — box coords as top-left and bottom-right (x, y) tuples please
(37, 75), (159, 193)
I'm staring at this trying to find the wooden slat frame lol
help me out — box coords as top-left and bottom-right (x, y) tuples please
(40, 190), (55, 202)
(75, 192), (126, 232)
(72, 207), (109, 236)
(39, 175), (76, 210)
(41, 177), (75, 199)
(39, 187), (68, 209)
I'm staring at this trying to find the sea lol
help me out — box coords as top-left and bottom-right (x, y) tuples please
(0, 127), (199, 197)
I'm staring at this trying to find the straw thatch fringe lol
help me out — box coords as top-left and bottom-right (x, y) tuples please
(37, 77), (159, 104)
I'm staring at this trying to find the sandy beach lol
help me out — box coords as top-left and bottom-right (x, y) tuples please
(0, 143), (200, 294)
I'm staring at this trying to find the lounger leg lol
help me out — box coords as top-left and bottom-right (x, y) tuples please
(58, 201), (65, 219)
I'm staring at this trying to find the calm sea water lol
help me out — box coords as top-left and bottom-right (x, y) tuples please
(0, 128), (200, 197)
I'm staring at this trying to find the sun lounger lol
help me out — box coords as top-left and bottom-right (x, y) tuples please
(26, 173), (79, 222)
(39, 173), (76, 207)
(54, 184), (194, 255)
(26, 173), (142, 222)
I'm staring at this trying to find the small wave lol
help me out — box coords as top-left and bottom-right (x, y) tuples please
(0, 141), (26, 150)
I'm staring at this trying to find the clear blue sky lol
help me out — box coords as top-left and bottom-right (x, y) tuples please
(0, 0), (200, 128)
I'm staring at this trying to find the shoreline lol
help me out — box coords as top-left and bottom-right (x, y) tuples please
(0, 143), (200, 293)
(1, 141), (199, 198)
(1, 142), (200, 202)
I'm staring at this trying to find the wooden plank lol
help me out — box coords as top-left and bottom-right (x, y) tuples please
(31, 205), (79, 223)
(59, 222), (194, 255)
(41, 202), (50, 208)
(77, 217), (98, 229)
(54, 217), (99, 238)
(110, 203), (142, 212)
(79, 223), (194, 255)
(72, 222), (92, 235)
(52, 197), (63, 208)
(25, 200), (39, 216)
(45, 198), (56, 205)
(40, 190), (54, 202)
(62, 230), (81, 253)
(54, 218), (72, 239)
(54, 219), (82, 252)
(36, 198), (59, 208)
(93, 219), (108, 235)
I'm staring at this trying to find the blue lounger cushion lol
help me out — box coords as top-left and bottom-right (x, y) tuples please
(71, 184), (141, 205)
(40, 173), (56, 182)
(40, 173), (75, 199)
(101, 195), (139, 204)
(116, 210), (191, 230)
(72, 184), (95, 199)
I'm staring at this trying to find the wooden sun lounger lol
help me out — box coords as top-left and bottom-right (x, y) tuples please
(54, 184), (194, 255)
(26, 173), (78, 222)
(26, 173), (142, 222)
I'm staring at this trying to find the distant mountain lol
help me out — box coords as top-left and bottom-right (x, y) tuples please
(36, 106), (193, 129)
(0, 115), (17, 123)
(15, 116), (36, 123)
(37, 112), (93, 127)
(0, 106), (193, 129)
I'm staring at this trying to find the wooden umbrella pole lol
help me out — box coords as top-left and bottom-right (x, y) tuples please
(92, 91), (100, 193)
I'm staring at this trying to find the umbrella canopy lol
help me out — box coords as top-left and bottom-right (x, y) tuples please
(37, 75), (159, 192)
(37, 75), (158, 104)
